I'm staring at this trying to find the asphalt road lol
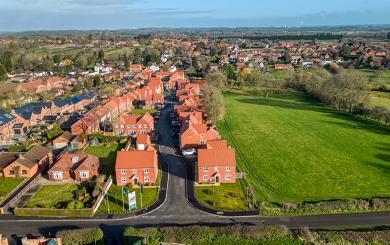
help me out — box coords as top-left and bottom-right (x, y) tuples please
(0, 99), (390, 244)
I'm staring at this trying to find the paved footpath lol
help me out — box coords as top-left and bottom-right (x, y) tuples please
(0, 100), (390, 244)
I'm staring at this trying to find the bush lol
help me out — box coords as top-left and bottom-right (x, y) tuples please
(261, 198), (390, 216)
(57, 228), (104, 245)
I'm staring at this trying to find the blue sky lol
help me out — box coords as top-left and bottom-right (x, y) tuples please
(1, 0), (390, 31)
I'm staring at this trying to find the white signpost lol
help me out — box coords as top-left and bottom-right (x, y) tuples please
(128, 191), (137, 210)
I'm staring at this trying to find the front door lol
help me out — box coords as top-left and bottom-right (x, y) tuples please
(215, 176), (220, 183)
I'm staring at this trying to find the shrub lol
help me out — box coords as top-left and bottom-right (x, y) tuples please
(57, 228), (104, 245)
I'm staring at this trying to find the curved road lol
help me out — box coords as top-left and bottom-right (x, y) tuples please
(0, 100), (390, 244)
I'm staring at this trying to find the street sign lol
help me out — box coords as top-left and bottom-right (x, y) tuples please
(128, 191), (137, 210)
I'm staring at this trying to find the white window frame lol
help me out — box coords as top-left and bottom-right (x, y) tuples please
(225, 175), (231, 181)
(203, 175), (208, 181)
(144, 168), (150, 174)
(203, 166), (208, 172)
(121, 177), (127, 183)
(133, 169), (137, 174)
(127, 125), (131, 128)
(144, 176), (150, 183)
(226, 166), (231, 172)
(121, 169), (127, 174)
(80, 171), (89, 179)
(52, 171), (63, 180)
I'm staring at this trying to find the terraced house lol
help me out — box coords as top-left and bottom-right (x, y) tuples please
(115, 113), (154, 136)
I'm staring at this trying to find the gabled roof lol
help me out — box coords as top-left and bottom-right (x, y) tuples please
(0, 152), (21, 169)
(13, 145), (51, 169)
(136, 134), (151, 146)
(53, 131), (74, 143)
(14, 102), (52, 120)
(206, 140), (228, 149)
(0, 109), (16, 127)
(116, 150), (156, 169)
(198, 148), (236, 166)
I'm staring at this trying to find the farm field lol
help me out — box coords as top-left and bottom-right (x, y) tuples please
(218, 89), (390, 203)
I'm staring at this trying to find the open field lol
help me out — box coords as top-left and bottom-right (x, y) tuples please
(84, 143), (125, 175)
(0, 178), (24, 202)
(97, 185), (158, 214)
(24, 184), (79, 208)
(218, 89), (390, 203)
(195, 179), (248, 211)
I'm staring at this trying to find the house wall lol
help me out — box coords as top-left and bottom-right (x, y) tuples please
(3, 163), (38, 178)
(75, 168), (99, 182)
(48, 170), (71, 181)
(115, 162), (158, 187)
(197, 165), (236, 184)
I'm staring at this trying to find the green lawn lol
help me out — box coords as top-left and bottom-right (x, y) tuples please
(218, 89), (390, 203)
(84, 143), (125, 175)
(195, 179), (248, 211)
(24, 184), (79, 208)
(97, 185), (158, 214)
(0, 178), (24, 202)
(130, 109), (157, 116)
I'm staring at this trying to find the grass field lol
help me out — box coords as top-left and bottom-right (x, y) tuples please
(0, 178), (24, 202)
(218, 89), (390, 203)
(195, 179), (248, 211)
(24, 184), (79, 208)
(84, 143), (125, 175)
(97, 185), (158, 214)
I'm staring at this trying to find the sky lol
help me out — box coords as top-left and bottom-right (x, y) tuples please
(1, 0), (390, 32)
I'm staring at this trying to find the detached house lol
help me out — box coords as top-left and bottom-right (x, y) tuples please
(115, 113), (154, 136)
(179, 121), (220, 149)
(115, 148), (158, 187)
(197, 140), (237, 184)
(2, 145), (53, 178)
(48, 153), (100, 182)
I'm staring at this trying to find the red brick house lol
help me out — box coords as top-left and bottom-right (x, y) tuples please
(2, 145), (53, 178)
(115, 148), (158, 187)
(0, 110), (17, 141)
(52, 131), (74, 149)
(136, 134), (151, 150)
(115, 113), (154, 136)
(48, 153), (100, 182)
(197, 140), (236, 184)
(179, 121), (220, 149)
(129, 64), (143, 74)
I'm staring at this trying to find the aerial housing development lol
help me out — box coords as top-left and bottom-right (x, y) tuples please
(0, 0), (390, 243)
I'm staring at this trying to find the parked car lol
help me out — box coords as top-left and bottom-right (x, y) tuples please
(172, 120), (180, 127)
(182, 148), (196, 156)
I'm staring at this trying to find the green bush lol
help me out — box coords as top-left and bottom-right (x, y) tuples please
(123, 226), (299, 245)
(260, 198), (390, 216)
(57, 228), (104, 245)
(14, 208), (93, 217)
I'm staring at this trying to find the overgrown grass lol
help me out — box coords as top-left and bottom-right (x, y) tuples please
(0, 178), (24, 202)
(97, 185), (158, 214)
(195, 179), (248, 211)
(218, 89), (390, 203)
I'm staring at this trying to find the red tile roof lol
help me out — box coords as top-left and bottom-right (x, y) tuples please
(198, 148), (236, 166)
(116, 150), (156, 169)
